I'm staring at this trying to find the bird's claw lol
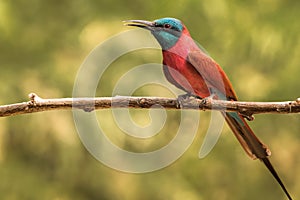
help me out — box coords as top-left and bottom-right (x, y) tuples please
(200, 94), (217, 105)
(240, 112), (255, 121)
(177, 93), (200, 108)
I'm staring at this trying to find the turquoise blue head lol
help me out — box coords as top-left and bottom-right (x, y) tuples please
(125, 17), (184, 50)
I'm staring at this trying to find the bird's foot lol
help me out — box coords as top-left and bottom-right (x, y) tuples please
(200, 94), (217, 105)
(178, 93), (201, 100)
(240, 112), (255, 121)
(177, 93), (201, 108)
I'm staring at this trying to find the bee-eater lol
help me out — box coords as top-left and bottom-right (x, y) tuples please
(125, 17), (292, 199)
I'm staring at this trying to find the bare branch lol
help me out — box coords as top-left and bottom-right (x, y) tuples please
(0, 93), (299, 117)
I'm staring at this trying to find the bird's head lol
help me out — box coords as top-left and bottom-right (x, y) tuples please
(125, 17), (186, 50)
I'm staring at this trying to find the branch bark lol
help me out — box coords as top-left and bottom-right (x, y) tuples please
(0, 93), (299, 118)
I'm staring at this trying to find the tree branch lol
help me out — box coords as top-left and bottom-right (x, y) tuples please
(0, 93), (299, 118)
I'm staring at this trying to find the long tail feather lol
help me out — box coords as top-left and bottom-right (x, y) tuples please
(224, 112), (292, 200)
(261, 158), (292, 200)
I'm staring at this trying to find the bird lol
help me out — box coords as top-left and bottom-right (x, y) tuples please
(124, 17), (292, 199)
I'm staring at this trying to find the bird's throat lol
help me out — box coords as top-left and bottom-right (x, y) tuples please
(152, 30), (181, 50)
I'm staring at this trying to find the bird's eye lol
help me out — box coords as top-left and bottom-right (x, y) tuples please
(164, 23), (171, 29)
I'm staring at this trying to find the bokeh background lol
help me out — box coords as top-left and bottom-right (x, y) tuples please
(0, 0), (299, 199)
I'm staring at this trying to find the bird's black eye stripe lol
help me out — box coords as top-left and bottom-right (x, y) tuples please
(154, 22), (163, 28)
(153, 22), (180, 32)
(154, 23), (172, 29)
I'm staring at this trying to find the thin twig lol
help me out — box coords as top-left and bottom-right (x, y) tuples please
(0, 93), (299, 117)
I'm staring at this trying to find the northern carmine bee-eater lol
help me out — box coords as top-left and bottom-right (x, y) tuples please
(125, 17), (292, 199)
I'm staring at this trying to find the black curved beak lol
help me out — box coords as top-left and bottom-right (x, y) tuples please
(123, 20), (155, 30)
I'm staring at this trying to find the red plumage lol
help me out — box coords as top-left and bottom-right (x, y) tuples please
(125, 18), (292, 199)
(162, 23), (292, 199)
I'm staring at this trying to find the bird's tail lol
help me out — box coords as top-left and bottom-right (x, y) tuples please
(224, 112), (292, 200)
(224, 112), (270, 159)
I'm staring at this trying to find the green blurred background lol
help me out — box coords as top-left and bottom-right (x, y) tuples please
(0, 0), (299, 199)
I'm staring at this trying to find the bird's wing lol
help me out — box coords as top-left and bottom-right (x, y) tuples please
(187, 51), (237, 100)
(162, 63), (187, 92)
